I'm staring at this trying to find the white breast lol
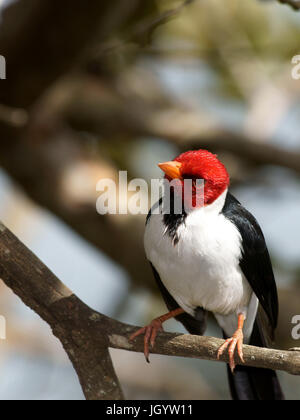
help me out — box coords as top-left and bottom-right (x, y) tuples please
(144, 191), (254, 326)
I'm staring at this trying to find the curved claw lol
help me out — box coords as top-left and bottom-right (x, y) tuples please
(129, 319), (164, 363)
(217, 329), (245, 373)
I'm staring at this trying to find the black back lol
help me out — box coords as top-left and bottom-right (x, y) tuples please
(222, 193), (279, 333)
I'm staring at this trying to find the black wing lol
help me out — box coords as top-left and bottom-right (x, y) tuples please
(150, 263), (207, 336)
(222, 192), (279, 332)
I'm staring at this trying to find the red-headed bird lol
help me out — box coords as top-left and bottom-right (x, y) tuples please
(130, 149), (284, 400)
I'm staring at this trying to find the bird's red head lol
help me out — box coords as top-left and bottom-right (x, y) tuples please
(158, 149), (230, 208)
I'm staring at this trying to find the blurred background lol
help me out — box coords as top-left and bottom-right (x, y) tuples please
(0, 0), (300, 400)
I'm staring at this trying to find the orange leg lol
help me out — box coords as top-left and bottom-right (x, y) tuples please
(217, 313), (245, 373)
(129, 308), (184, 363)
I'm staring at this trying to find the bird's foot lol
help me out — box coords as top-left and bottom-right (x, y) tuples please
(129, 308), (184, 363)
(129, 318), (164, 363)
(217, 328), (245, 373)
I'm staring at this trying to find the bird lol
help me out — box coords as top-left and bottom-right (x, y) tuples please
(130, 149), (284, 400)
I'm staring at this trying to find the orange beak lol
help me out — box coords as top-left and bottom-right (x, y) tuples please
(158, 161), (183, 180)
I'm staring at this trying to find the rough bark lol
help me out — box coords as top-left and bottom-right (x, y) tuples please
(0, 221), (299, 400)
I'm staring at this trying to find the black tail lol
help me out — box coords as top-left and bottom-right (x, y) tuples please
(225, 320), (285, 400)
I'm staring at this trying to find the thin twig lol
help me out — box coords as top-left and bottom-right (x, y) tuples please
(95, 0), (195, 56)
(278, 0), (300, 10)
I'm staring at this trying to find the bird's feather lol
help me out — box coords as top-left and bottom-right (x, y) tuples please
(150, 262), (207, 336)
(222, 192), (279, 335)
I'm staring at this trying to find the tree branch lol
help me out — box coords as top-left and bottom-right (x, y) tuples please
(128, 0), (195, 46)
(278, 0), (300, 10)
(64, 77), (300, 177)
(109, 330), (300, 377)
(0, 221), (124, 400)
(0, 221), (299, 400)
(94, 0), (195, 54)
(0, 0), (144, 108)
